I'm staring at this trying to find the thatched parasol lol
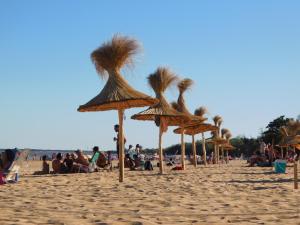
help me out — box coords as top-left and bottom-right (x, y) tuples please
(225, 131), (234, 163)
(78, 35), (157, 182)
(212, 115), (223, 164)
(173, 122), (217, 167)
(221, 142), (235, 150)
(171, 78), (206, 169)
(131, 67), (189, 174)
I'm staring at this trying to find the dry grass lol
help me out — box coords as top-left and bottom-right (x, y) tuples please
(148, 67), (178, 97)
(194, 106), (208, 117)
(170, 101), (180, 111)
(91, 34), (140, 77)
(178, 78), (193, 94)
(221, 128), (230, 138)
(225, 132), (232, 140)
(213, 115), (223, 127)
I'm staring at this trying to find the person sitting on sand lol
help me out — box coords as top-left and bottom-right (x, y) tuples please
(249, 150), (267, 167)
(42, 155), (50, 174)
(52, 153), (62, 174)
(52, 153), (68, 174)
(73, 150), (89, 166)
(63, 153), (73, 173)
(97, 151), (108, 168)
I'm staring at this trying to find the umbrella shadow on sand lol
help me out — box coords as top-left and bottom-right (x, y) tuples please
(213, 178), (293, 184)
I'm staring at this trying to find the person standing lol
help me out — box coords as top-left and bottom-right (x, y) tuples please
(113, 124), (126, 158)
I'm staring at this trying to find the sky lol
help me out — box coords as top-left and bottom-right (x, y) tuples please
(0, 1), (299, 150)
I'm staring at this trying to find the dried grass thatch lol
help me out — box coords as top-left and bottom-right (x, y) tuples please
(213, 115), (223, 127)
(172, 78), (206, 126)
(286, 119), (300, 136)
(221, 143), (235, 150)
(225, 132), (232, 140)
(131, 67), (189, 126)
(278, 120), (300, 148)
(194, 106), (208, 117)
(91, 34), (140, 77)
(221, 128), (230, 138)
(173, 123), (217, 135)
(78, 35), (157, 112)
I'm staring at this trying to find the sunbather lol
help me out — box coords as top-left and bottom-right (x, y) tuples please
(52, 153), (68, 174)
(63, 153), (73, 173)
(42, 155), (50, 174)
(73, 150), (89, 166)
(249, 151), (267, 166)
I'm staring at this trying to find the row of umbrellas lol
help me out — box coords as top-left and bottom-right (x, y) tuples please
(78, 35), (234, 182)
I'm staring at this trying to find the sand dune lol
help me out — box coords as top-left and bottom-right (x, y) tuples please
(0, 160), (299, 225)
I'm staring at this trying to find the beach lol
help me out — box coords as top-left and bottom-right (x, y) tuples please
(0, 160), (299, 225)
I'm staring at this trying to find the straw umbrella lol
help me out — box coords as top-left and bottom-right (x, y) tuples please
(173, 123), (217, 167)
(221, 128), (230, 162)
(212, 115), (223, 164)
(194, 107), (211, 165)
(278, 121), (300, 189)
(78, 35), (157, 182)
(131, 67), (189, 174)
(224, 132), (233, 163)
(171, 79), (206, 169)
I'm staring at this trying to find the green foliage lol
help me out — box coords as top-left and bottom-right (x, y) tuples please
(143, 115), (295, 159)
(261, 115), (291, 145)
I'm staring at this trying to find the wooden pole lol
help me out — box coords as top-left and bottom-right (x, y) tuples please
(226, 150), (229, 164)
(221, 146), (225, 163)
(217, 145), (220, 164)
(192, 134), (197, 167)
(202, 133), (207, 166)
(158, 123), (164, 174)
(118, 109), (125, 182)
(281, 147), (283, 159)
(181, 132), (186, 170)
(294, 160), (298, 189)
(214, 144), (217, 164)
(294, 147), (298, 189)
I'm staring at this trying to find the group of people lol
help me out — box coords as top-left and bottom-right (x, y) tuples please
(124, 144), (153, 170)
(249, 141), (299, 167)
(40, 146), (111, 174)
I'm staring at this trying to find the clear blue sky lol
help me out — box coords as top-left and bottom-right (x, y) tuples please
(1, 1), (299, 150)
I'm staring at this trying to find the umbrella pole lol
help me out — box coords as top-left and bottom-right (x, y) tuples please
(192, 134), (197, 167)
(281, 147), (283, 159)
(294, 147), (298, 189)
(294, 161), (298, 189)
(214, 144), (217, 164)
(118, 109), (125, 182)
(159, 123), (164, 174)
(226, 150), (229, 164)
(221, 146), (224, 163)
(181, 132), (185, 170)
(217, 145), (220, 164)
(202, 133), (207, 166)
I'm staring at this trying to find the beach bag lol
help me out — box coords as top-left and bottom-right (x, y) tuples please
(274, 160), (286, 173)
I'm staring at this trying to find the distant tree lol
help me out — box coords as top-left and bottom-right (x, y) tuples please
(261, 115), (291, 145)
(230, 136), (259, 157)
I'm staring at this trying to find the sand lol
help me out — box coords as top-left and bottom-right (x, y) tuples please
(0, 160), (299, 225)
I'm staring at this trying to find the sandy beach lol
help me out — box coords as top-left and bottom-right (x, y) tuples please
(0, 160), (299, 225)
